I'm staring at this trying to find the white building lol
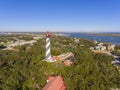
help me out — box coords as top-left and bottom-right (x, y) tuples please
(108, 45), (115, 51)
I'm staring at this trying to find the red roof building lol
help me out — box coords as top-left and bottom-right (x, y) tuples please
(42, 75), (66, 90)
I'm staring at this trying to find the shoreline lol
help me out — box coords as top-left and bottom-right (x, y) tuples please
(87, 33), (120, 37)
(66, 33), (120, 46)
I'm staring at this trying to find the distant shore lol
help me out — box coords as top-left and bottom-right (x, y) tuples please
(87, 33), (120, 37)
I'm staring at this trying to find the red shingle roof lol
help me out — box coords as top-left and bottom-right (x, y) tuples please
(42, 75), (66, 90)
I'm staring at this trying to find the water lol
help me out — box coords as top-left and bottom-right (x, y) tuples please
(66, 33), (120, 46)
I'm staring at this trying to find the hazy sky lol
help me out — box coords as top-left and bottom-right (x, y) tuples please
(0, 0), (120, 32)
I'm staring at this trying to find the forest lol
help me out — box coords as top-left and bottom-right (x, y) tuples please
(0, 34), (33, 43)
(0, 35), (120, 90)
(112, 46), (120, 56)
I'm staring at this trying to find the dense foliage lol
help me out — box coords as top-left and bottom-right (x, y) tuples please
(112, 45), (120, 56)
(0, 36), (120, 90)
(115, 46), (120, 50)
(112, 50), (120, 56)
(0, 34), (33, 43)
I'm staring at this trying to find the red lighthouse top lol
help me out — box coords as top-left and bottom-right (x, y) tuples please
(46, 32), (51, 37)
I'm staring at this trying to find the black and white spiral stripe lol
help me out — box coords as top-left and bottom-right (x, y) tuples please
(46, 37), (51, 60)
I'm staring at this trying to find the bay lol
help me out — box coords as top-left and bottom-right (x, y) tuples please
(66, 33), (120, 46)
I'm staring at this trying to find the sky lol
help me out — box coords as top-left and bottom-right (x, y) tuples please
(0, 0), (120, 32)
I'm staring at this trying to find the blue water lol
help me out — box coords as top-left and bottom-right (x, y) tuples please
(67, 33), (120, 46)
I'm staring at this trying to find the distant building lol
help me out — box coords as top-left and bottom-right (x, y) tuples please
(90, 47), (94, 50)
(96, 43), (106, 50)
(64, 56), (75, 66)
(64, 60), (71, 66)
(42, 75), (66, 90)
(74, 38), (79, 43)
(107, 45), (115, 51)
(112, 60), (120, 71)
(0, 42), (4, 44)
(80, 44), (84, 47)
(90, 42), (115, 51)
(101, 46), (107, 51)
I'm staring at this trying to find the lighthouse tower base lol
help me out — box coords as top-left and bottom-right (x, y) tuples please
(46, 59), (55, 62)
(46, 56), (56, 62)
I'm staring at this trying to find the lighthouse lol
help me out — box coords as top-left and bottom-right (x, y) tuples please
(46, 32), (51, 61)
